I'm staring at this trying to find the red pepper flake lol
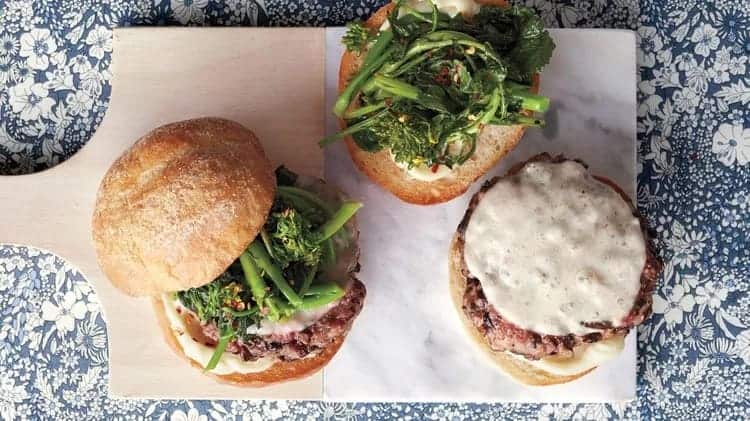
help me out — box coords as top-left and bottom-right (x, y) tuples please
(431, 164), (440, 173)
(434, 66), (451, 86)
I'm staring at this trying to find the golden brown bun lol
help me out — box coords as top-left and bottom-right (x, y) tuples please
(338, 0), (538, 205)
(448, 235), (595, 386)
(92, 117), (275, 296)
(152, 296), (344, 387)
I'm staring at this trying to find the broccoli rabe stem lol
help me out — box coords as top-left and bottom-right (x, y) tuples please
(319, 109), (389, 146)
(264, 297), (281, 321)
(373, 75), (419, 100)
(390, 52), (432, 77)
(513, 91), (549, 113)
(374, 75), (451, 113)
(299, 284), (346, 310)
(248, 241), (303, 307)
(334, 30), (395, 117)
(321, 239), (336, 267)
(317, 202), (363, 242)
(468, 87), (502, 133)
(300, 263), (318, 295)
(239, 251), (267, 310)
(273, 298), (296, 318)
(344, 100), (388, 119)
(303, 282), (344, 297)
(506, 81), (550, 113)
(205, 326), (234, 371)
(259, 228), (276, 261)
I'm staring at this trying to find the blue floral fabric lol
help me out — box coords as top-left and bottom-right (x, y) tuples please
(0, 0), (749, 419)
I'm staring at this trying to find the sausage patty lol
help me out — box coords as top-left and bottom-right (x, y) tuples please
(455, 153), (661, 360)
(187, 278), (366, 362)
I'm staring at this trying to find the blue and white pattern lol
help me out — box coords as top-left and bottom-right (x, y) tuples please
(1, 0), (749, 419)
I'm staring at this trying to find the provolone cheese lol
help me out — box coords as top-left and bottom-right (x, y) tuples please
(162, 295), (275, 375)
(245, 301), (337, 336)
(508, 335), (625, 376)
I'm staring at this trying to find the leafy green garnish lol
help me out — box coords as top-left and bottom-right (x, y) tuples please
(322, 4), (555, 170)
(462, 6), (556, 82)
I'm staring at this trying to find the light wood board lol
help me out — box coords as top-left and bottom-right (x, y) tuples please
(0, 27), (326, 399)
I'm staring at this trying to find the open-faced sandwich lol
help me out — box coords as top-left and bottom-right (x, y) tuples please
(321, 0), (555, 204)
(449, 153), (661, 385)
(92, 117), (365, 386)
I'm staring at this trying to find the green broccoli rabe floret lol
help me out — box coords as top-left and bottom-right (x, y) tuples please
(342, 21), (375, 55)
(266, 207), (322, 269)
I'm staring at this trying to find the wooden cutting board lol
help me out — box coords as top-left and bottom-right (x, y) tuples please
(0, 27), (326, 399)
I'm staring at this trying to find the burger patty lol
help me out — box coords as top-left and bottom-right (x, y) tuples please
(199, 278), (366, 362)
(456, 153), (662, 360)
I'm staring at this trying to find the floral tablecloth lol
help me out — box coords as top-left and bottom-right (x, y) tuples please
(1, 0), (749, 419)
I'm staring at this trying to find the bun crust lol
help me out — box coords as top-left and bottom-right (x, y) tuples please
(92, 117), (275, 296)
(152, 296), (344, 387)
(448, 236), (593, 386)
(338, 0), (538, 205)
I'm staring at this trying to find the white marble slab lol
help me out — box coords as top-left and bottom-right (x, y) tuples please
(323, 28), (637, 402)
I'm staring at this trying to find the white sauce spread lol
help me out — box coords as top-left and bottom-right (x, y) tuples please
(162, 295), (275, 375)
(507, 335), (625, 375)
(378, 0), (480, 181)
(463, 161), (645, 336)
(391, 152), (453, 182)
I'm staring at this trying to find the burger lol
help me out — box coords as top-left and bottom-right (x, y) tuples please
(449, 153), (661, 385)
(92, 117), (365, 386)
(321, 0), (555, 204)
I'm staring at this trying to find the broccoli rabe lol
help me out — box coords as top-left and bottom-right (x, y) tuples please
(321, 4), (555, 170)
(342, 21), (375, 55)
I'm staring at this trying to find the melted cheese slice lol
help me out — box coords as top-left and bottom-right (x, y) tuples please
(162, 295), (276, 375)
(507, 335), (625, 376)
